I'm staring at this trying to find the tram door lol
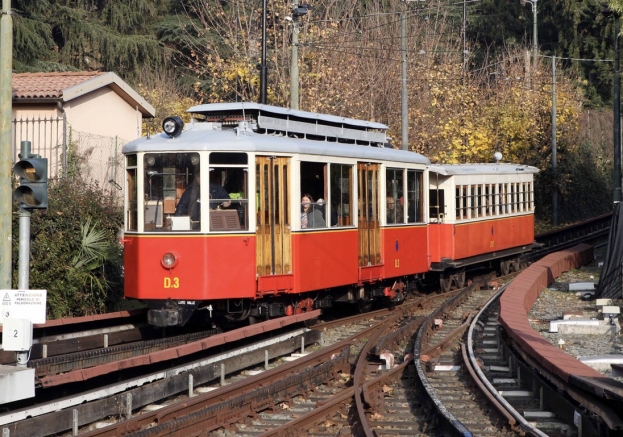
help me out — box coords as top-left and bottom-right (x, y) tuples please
(256, 156), (292, 276)
(357, 163), (381, 266)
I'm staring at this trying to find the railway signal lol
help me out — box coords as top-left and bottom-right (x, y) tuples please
(13, 142), (48, 209)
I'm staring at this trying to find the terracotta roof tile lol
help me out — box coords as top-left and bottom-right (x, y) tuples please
(12, 71), (105, 99)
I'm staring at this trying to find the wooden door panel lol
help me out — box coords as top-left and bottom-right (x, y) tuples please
(358, 163), (381, 267)
(256, 157), (291, 277)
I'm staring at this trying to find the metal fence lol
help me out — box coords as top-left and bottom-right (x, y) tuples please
(12, 116), (127, 203)
(12, 115), (67, 178)
(69, 129), (126, 203)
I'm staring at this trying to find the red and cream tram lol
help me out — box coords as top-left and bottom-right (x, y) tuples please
(121, 103), (538, 326)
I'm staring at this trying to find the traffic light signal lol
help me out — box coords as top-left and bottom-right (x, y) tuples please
(13, 157), (48, 209)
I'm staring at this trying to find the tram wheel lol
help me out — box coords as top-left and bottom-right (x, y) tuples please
(357, 299), (373, 313)
(454, 270), (466, 288)
(499, 260), (510, 276)
(439, 276), (452, 293)
(304, 317), (318, 327)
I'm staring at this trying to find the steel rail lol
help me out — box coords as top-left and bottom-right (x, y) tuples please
(465, 285), (548, 437)
(78, 319), (380, 437)
(317, 291), (448, 332)
(1, 329), (317, 435)
(31, 329), (218, 378)
(261, 310), (429, 435)
(413, 280), (483, 437)
(92, 344), (352, 437)
(128, 347), (352, 437)
(353, 314), (401, 437)
(351, 292), (463, 436)
(38, 309), (320, 387)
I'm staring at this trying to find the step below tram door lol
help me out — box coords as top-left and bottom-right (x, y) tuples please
(255, 156), (292, 287)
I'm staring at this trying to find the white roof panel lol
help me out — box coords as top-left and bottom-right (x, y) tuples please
(122, 125), (430, 165)
(428, 163), (539, 175)
(186, 102), (389, 130)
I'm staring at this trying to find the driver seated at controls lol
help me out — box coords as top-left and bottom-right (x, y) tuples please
(174, 171), (231, 225)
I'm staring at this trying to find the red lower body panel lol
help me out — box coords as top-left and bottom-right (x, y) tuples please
(292, 229), (359, 292)
(429, 215), (534, 263)
(382, 225), (430, 277)
(124, 234), (256, 300)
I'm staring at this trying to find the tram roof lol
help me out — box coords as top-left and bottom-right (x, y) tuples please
(123, 122), (431, 165)
(186, 102), (389, 130)
(429, 163), (539, 175)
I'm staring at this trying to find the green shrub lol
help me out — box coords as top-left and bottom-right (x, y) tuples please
(535, 140), (613, 225)
(11, 177), (124, 319)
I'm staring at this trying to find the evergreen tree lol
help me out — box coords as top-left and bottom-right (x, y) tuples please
(469, 0), (616, 106)
(10, 0), (178, 82)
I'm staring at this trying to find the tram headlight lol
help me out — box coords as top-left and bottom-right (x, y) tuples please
(161, 252), (179, 269)
(162, 116), (184, 138)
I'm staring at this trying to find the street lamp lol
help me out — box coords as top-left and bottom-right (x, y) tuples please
(520, 0), (538, 67)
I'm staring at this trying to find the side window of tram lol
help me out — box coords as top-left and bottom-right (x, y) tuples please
(407, 170), (423, 223)
(143, 152), (200, 232)
(209, 152), (249, 231)
(429, 189), (445, 221)
(386, 168), (404, 224)
(300, 161), (328, 229)
(330, 164), (352, 227)
(127, 154), (138, 231)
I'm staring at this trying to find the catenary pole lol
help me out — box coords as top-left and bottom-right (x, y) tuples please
(0, 0), (13, 290)
(259, 0), (267, 104)
(614, 15), (621, 203)
(290, 19), (299, 110)
(401, 9), (408, 150)
(551, 56), (557, 225)
(532, 0), (538, 68)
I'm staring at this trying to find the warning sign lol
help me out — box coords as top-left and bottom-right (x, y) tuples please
(0, 290), (47, 324)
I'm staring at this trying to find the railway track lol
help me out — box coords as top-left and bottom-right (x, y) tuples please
(76, 278), (507, 437)
(0, 214), (614, 436)
(74, 294), (445, 437)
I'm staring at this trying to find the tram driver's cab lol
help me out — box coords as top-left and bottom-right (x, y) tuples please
(126, 151), (249, 233)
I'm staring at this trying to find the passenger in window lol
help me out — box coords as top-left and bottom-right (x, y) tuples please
(208, 171), (231, 209)
(386, 196), (403, 224)
(175, 172), (201, 222)
(301, 194), (325, 228)
(226, 170), (245, 224)
(316, 198), (326, 219)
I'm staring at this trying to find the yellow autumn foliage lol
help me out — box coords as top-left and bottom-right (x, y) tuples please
(183, 0), (583, 171)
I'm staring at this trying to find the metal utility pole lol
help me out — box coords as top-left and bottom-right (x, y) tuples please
(290, 18), (299, 110)
(531, 0), (537, 67)
(401, 9), (408, 150)
(551, 56), (558, 225)
(0, 0), (13, 290)
(520, 0), (538, 68)
(462, 0), (467, 71)
(259, 0), (268, 104)
(289, 5), (310, 111)
(614, 15), (621, 203)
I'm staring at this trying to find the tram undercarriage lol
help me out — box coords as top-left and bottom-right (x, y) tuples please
(145, 277), (414, 327)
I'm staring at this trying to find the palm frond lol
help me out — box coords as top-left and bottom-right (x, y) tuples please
(72, 217), (111, 270)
